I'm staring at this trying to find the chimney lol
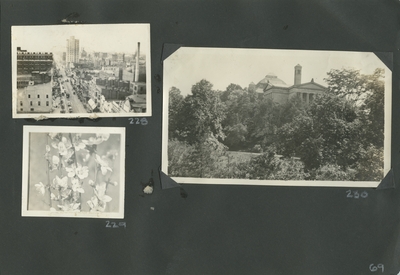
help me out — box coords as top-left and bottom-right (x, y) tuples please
(294, 64), (302, 85)
(134, 42), (140, 82)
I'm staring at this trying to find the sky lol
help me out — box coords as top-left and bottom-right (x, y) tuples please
(164, 47), (388, 96)
(12, 24), (150, 55)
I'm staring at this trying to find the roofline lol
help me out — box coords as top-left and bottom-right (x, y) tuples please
(288, 81), (327, 89)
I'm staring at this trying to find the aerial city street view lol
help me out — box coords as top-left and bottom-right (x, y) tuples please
(13, 24), (151, 118)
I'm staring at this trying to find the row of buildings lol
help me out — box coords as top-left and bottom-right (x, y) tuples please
(62, 40), (147, 113)
(62, 36), (141, 70)
(17, 34), (148, 114)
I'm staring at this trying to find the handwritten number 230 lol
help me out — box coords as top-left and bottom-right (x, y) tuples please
(346, 190), (368, 199)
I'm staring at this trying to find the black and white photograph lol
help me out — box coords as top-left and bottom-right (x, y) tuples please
(162, 48), (391, 187)
(22, 126), (125, 218)
(12, 24), (151, 119)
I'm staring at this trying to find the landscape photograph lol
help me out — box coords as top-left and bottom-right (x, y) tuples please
(162, 48), (391, 187)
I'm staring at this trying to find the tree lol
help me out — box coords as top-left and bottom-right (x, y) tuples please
(274, 68), (385, 180)
(220, 83), (243, 102)
(168, 87), (184, 140)
(173, 80), (226, 145)
(324, 67), (385, 147)
(360, 68), (385, 147)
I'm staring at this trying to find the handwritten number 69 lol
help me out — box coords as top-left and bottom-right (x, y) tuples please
(369, 263), (384, 272)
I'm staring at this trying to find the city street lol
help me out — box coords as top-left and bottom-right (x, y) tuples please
(58, 66), (87, 114)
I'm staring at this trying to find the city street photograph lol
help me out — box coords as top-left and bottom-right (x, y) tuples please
(12, 23), (151, 118)
(21, 126), (125, 218)
(162, 47), (392, 187)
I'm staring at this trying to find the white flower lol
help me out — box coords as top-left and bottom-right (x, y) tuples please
(94, 182), (112, 203)
(52, 137), (72, 156)
(46, 145), (51, 152)
(82, 133), (110, 146)
(72, 134), (86, 151)
(65, 165), (76, 178)
(71, 178), (85, 193)
(87, 196), (106, 212)
(76, 163), (89, 179)
(96, 133), (110, 142)
(74, 142), (86, 151)
(95, 154), (112, 175)
(53, 176), (68, 189)
(34, 182), (45, 195)
(52, 155), (60, 165)
(50, 193), (60, 201)
(82, 136), (102, 146)
(48, 133), (59, 139)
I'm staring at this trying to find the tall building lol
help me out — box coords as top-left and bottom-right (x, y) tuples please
(81, 48), (87, 58)
(66, 36), (79, 63)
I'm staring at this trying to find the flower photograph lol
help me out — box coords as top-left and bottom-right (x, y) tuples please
(22, 126), (125, 218)
(162, 48), (391, 187)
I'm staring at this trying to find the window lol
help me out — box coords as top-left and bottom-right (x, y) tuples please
(20, 108), (23, 112)
(30, 108), (34, 111)
(37, 94), (40, 98)
(28, 94), (31, 98)
(20, 101), (23, 106)
(30, 101), (32, 106)
(46, 94), (49, 98)
(46, 101), (49, 106)
(38, 101), (41, 106)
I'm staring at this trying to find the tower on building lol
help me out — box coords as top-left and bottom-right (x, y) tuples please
(294, 64), (302, 86)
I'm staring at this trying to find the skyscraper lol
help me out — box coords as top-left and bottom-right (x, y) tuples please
(66, 36), (79, 63)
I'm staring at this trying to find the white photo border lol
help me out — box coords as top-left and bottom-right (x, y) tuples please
(162, 47), (392, 188)
(22, 125), (126, 218)
(12, 23), (152, 119)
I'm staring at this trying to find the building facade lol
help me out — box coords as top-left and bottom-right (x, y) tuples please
(17, 81), (53, 113)
(66, 36), (79, 63)
(254, 64), (326, 104)
(17, 47), (53, 75)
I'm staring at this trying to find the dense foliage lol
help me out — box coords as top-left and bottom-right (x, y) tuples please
(168, 68), (385, 181)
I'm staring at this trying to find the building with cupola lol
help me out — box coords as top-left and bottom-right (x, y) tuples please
(252, 64), (326, 104)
